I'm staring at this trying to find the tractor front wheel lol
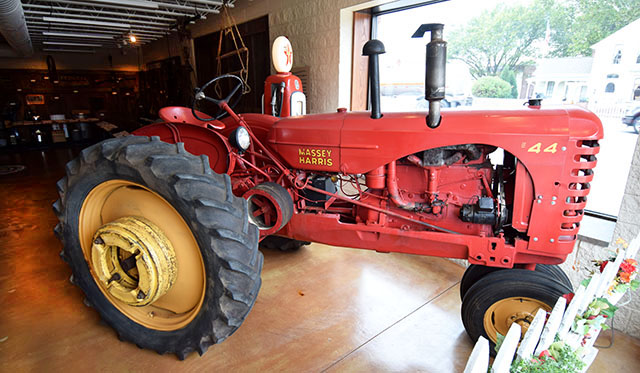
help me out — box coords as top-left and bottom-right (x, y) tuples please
(459, 264), (572, 301)
(54, 136), (262, 359)
(461, 269), (572, 356)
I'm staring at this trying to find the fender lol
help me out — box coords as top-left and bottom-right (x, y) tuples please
(221, 113), (279, 146)
(133, 122), (233, 174)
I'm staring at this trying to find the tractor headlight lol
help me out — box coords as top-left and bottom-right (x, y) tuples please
(229, 126), (251, 151)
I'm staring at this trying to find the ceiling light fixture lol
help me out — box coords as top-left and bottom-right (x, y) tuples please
(42, 31), (116, 39)
(43, 16), (130, 29)
(42, 48), (96, 54)
(43, 41), (102, 47)
(89, 0), (159, 10)
(129, 34), (137, 43)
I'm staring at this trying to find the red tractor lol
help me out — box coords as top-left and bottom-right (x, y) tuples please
(53, 24), (602, 359)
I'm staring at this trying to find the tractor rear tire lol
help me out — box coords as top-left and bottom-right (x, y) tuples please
(54, 136), (262, 359)
(461, 269), (572, 356)
(459, 264), (572, 301)
(260, 235), (310, 252)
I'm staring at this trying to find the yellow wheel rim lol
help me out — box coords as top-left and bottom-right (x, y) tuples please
(79, 180), (206, 331)
(483, 297), (551, 343)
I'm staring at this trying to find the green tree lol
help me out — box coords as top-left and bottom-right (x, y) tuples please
(547, 0), (640, 57)
(448, 0), (640, 77)
(448, 3), (546, 79)
(472, 76), (513, 98)
(499, 68), (518, 98)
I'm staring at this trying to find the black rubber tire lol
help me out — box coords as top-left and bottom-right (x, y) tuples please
(53, 136), (262, 359)
(259, 235), (310, 252)
(459, 264), (573, 301)
(633, 117), (640, 134)
(461, 269), (572, 356)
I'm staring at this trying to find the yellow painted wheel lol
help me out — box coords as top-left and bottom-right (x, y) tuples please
(483, 297), (550, 343)
(54, 137), (262, 359)
(461, 269), (571, 356)
(80, 181), (204, 330)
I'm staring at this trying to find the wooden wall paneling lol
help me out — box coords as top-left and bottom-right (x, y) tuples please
(351, 11), (372, 111)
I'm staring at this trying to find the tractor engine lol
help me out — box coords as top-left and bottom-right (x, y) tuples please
(355, 144), (504, 237)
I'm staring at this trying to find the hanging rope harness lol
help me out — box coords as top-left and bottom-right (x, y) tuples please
(215, 4), (251, 96)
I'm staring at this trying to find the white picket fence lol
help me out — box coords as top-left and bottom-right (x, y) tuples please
(587, 102), (627, 121)
(464, 235), (640, 373)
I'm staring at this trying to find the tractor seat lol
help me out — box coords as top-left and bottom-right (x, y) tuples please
(158, 106), (225, 130)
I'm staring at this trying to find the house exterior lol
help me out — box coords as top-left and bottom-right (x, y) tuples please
(588, 17), (640, 105)
(527, 57), (593, 104)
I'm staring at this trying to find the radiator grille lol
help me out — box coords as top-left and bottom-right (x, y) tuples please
(559, 139), (599, 242)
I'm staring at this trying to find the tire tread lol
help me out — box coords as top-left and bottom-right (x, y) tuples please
(53, 135), (262, 359)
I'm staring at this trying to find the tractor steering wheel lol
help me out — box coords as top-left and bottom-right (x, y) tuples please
(192, 74), (245, 121)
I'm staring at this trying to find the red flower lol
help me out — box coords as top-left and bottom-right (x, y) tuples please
(620, 259), (637, 274)
(539, 350), (551, 359)
(600, 260), (608, 273)
(620, 271), (631, 283)
(562, 292), (575, 303)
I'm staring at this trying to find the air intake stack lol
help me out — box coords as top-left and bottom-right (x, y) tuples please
(362, 39), (386, 119)
(412, 23), (446, 128)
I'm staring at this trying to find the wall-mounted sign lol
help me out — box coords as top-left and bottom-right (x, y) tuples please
(25, 94), (45, 105)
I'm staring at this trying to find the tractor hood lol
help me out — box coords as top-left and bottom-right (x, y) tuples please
(266, 106), (603, 174)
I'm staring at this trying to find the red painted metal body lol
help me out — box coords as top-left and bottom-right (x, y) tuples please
(133, 104), (602, 268)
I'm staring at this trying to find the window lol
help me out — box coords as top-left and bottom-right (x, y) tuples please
(605, 82), (615, 93)
(545, 81), (555, 97)
(579, 86), (588, 102)
(613, 50), (622, 64)
(557, 81), (566, 99)
(371, 0), (637, 217)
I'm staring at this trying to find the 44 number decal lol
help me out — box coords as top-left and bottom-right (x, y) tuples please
(527, 142), (558, 154)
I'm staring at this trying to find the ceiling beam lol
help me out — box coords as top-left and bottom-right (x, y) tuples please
(29, 25), (166, 38)
(40, 31), (115, 39)
(29, 16), (171, 31)
(31, 0), (221, 14)
(43, 41), (103, 47)
(88, 0), (159, 10)
(42, 47), (96, 53)
(25, 0), (207, 17)
(26, 10), (174, 26)
(22, 4), (177, 22)
(42, 16), (131, 28)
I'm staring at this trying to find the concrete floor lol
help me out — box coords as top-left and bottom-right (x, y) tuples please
(1, 146), (639, 372)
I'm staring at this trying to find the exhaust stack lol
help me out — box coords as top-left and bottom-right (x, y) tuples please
(362, 39), (385, 119)
(412, 23), (446, 128)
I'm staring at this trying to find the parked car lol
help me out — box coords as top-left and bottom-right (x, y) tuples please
(622, 105), (640, 133)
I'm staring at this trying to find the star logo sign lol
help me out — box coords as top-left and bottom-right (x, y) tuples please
(283, 45), (292, 65)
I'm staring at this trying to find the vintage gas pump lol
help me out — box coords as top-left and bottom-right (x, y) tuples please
(262, 36), (306, 117)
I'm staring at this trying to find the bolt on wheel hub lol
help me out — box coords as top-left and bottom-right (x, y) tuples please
(507, 311), (534, 333)
(91, 216), (177, 306)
